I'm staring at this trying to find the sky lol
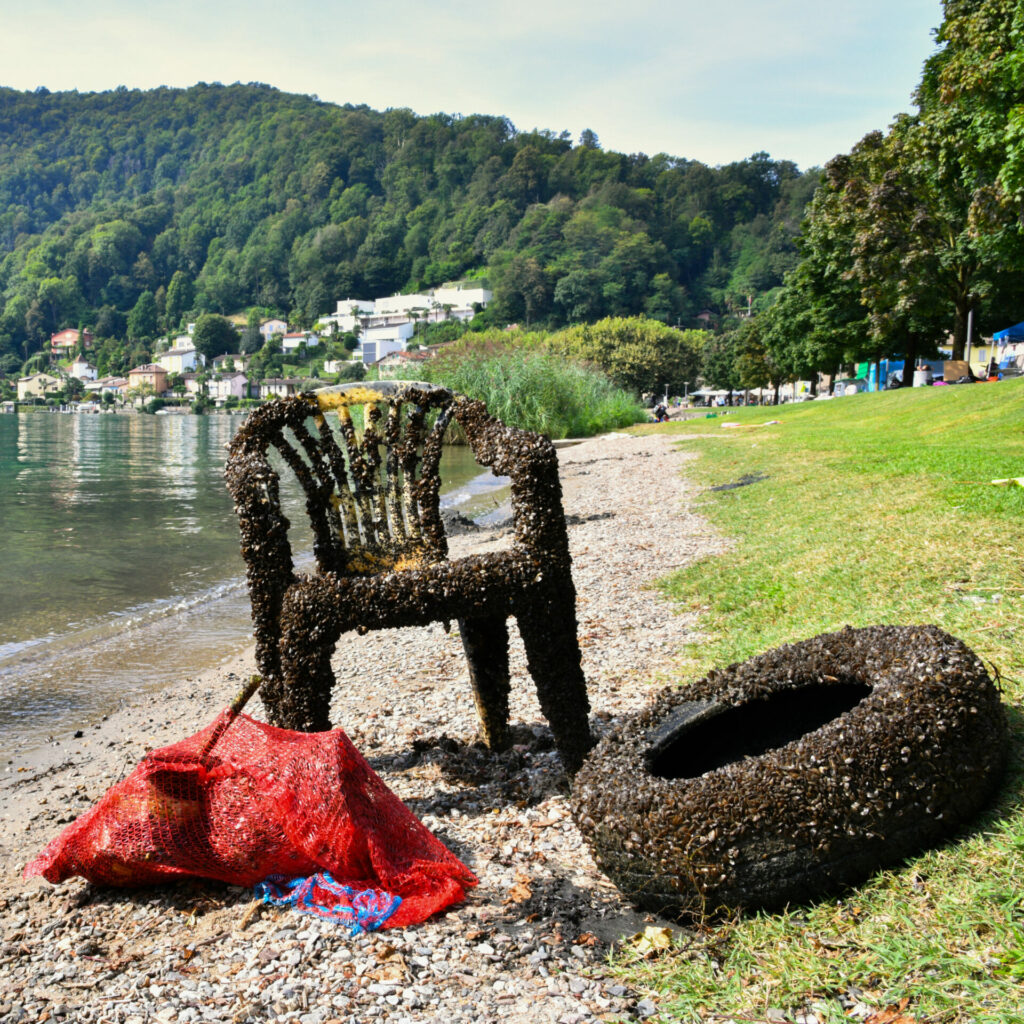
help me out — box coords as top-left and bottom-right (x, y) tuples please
(0, 0), (943, 171)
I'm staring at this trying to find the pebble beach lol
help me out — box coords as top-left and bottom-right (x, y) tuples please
(0, 430), (728, 1024)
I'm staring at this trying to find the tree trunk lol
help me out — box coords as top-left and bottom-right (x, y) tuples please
(899, 338), (919, 388)
(951, 301), (971, 362)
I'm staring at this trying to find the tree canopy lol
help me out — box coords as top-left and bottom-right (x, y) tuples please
(739, 0), (1024, 388)
(0, 84), (819, 369)
(191, 312), (238, 360)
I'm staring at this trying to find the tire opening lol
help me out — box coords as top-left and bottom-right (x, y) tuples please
(647, 681), (872, 780)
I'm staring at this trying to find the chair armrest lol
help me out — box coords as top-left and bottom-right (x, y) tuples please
(452, 398), (571, 560)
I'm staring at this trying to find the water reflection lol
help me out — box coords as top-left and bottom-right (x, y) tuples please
(0, 412), (510, 754)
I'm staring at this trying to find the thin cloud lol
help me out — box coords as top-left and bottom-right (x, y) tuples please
(0, 0), (941, 168)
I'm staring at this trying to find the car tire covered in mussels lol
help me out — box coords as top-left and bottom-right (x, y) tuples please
(571, 625), (1007, 918)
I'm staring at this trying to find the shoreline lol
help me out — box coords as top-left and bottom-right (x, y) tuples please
(0, 444), (512, 760)
(1, 429), (728, 1024)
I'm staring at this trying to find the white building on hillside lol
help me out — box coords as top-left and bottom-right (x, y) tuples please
(319, 299), (375, 336)
(319, 284), (493, 359)
(282, 331), (320, 353)
(373, 293), (434, 317)
(358, 322), (416, 365)
(432, 284), (492, 311)
(70, 357), (97, 381)
(158, 346), (204, 374)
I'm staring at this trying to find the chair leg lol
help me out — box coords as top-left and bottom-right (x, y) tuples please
(458, 615), (512, 752)
(516, 599), (593, 774)
(277, 644), (335, 733)
(275, 588), (337, 732)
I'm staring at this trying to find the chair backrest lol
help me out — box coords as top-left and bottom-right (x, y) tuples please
(226, 382), (458, 588)
(226, 381), (464, 691)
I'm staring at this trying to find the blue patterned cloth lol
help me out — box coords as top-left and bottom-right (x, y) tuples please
(255, 872), (402, 934)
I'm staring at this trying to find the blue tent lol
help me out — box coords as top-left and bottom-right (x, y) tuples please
(993, 321), (1024, 341)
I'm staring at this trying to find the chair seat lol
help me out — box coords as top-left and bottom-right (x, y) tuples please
(283, 550), (538, 634)
(340, 540), (439, 576)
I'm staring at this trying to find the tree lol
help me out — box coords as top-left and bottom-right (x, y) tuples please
(700, 332), (740, 399)
(95, 336), (130, 376)
(164, 270), (195, 330)
(127, 290), (159, 341)
(548, 316), (705, 395)
(492, 253), (554, 326)
(917, 1), (1022, 200)
(240, 324), (263, 354)
(59, 375), (85, 403)
(192, 313), (238, 361)
(731, 317), (778, 394)
(793, 1), (1024, 363)
(37, 276), (83, 332)
(644, 273), (689, 324)
(554, 269), (606, 323)
(337, 361), (366, 382)
(94, 305), (127, 341)
(756, 273), (841, 389)
(239, 308), (263, 354)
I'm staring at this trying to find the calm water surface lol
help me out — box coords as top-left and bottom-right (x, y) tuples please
(0, 411), (508, 752)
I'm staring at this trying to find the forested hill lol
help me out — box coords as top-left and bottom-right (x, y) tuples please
(0, 82), (819, 364)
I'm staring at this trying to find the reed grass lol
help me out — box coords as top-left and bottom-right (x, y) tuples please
(392, 347), (647, 438)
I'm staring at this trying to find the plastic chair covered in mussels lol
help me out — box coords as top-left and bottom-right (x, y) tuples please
(224, 381), (593, 773)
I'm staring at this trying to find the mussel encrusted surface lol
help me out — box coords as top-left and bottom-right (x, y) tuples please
(570, 625), (1007, 918)
(225, 386), (593, 773)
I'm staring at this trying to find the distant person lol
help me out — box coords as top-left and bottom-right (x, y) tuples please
(653, 403), (668, 423)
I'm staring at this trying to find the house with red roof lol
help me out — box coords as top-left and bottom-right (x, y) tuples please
(51, 328), (94, 355)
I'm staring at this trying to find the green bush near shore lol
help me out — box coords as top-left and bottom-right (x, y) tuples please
(617, 380), (1024, 1024)
(393, 346), (647, 438)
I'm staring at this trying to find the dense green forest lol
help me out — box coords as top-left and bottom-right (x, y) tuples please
(0, 83), (819, 374)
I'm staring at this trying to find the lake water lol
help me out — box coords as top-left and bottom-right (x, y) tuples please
(0, 411), (508, 753)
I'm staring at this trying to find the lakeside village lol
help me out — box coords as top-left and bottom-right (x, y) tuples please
(5, 283), (491, 413)
(7, 279), (1024, 414)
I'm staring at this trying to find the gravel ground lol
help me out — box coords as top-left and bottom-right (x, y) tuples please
(0, 430), (728, 1024)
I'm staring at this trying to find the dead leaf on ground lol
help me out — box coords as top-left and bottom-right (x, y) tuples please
(628, 926), (674, 958)
(505, 880), (533, 904)
(864, 997), (917, 1024)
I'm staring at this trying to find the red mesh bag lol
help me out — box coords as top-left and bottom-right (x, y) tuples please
(25, 712), (476, 930)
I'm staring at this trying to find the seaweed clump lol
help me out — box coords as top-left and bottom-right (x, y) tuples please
(570, 624), (1007, 918)
(225, 381), (593, 773)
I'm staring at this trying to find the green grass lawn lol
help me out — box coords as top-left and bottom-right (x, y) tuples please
(613, 379), (1024, 1024)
